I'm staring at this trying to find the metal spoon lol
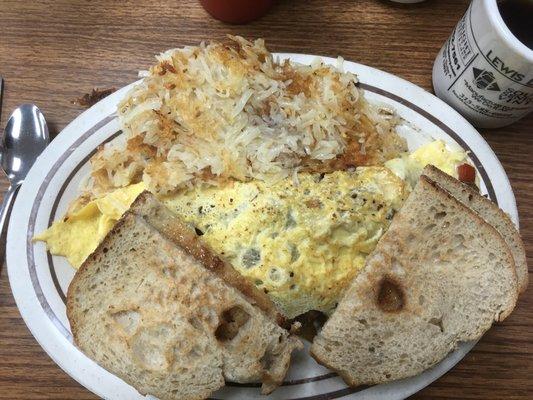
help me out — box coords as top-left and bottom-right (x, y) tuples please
(0, 104), (49, 261)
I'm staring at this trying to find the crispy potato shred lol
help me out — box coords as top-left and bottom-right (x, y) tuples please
(86, 36), (406, 197)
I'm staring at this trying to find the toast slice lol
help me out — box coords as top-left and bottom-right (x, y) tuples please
(127, 191), (298, 386)
(310, 175), (518, 387)
(67, 196), (301, 400)
(423, 164), (528, 294)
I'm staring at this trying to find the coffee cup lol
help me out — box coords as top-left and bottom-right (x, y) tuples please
(432, 0), (533, 128)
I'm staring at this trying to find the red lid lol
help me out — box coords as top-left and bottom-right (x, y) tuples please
(199, 0), (274, 24)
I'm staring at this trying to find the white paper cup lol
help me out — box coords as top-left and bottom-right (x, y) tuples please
(433, 0), (533, 128)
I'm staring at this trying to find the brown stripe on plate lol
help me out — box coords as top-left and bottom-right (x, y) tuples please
(226, 372), (339, 387)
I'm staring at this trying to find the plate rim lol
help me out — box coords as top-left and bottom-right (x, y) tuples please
(6, 53), (518, 400)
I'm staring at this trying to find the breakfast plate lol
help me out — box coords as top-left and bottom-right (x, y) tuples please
(7, 53), (518, 400)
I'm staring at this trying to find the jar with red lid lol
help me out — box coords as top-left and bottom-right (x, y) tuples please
(199, 0), (274, 24)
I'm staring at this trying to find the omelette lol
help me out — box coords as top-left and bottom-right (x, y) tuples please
(35, 140), (470, 318)
(161, 167), (407, 318)
(35, 168), (406, 318)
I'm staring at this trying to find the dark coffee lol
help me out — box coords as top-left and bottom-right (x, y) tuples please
(497, 0), (533, 49)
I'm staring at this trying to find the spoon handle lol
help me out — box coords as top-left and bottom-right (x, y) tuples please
(0, 184), (20, 267)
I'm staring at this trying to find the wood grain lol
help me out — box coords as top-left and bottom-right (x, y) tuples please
(0, 0), (531, 398)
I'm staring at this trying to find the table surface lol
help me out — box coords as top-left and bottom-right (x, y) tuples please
(0, 0), (531, 399)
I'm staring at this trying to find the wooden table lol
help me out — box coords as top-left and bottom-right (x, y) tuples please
(0, 0), (531, 398)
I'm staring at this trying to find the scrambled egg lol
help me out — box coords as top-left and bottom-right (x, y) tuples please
(385, 139), (469, 188)
(35, 168), (407, 318)
(161, 167), (407, 318)
(34, 183), (146, 267)
(35, 139), (472, 318)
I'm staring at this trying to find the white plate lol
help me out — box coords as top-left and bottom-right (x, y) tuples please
(7, 54), (517, 400)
